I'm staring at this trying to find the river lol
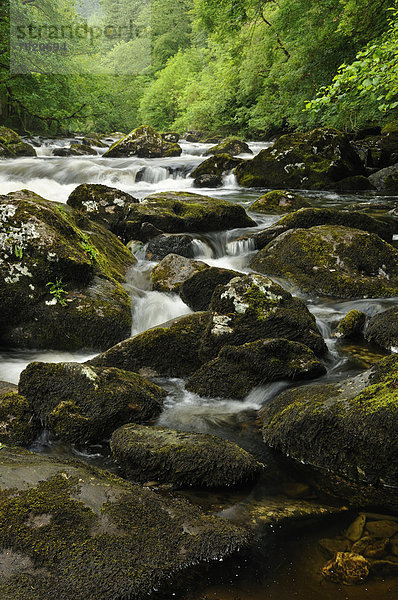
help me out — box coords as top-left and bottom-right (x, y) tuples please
(0, 136), (397, 600)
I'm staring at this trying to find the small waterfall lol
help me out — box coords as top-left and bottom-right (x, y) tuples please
(226, 237), (255, 256)
(222, 172), (239, 188)
(138, 166), (169, 184)
(191, 239), (214, 259)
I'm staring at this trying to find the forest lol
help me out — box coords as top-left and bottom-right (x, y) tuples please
(1, 0), (398, 136)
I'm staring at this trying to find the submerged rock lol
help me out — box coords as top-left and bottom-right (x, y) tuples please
(260, 354), (398, 508)
(0, 190), (135, 350)
(186, 338), (326, 400)
(235, 128), (364, 189)
(204, 138), (252, 156)
(250, 190), (312, 214)
(250, 225), (398, 298)
(365, 307), (398, 351)
(124, 191), (256, 239)
(199, 274), (327, 361)
(322, 552), (370, 585)
(0, 127), (36, 158)
(89, 312), (212, 378)
(151, 254), (208, 293)
(179, 266), (242, 311)
(337, 310), (366, 340)
(67, 183), (138, 238)
(19, 362), (166, 444)
(0, 447), (248, 600)
(111, 424), (263, 487)
(190, 153), (244, 188)
(103, 125), (181, 158)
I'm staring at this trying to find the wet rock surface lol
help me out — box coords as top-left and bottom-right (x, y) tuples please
(0, 447), (249, 600)
(111, 423), (263, 487)
(151, 254), (209, 293)
(103, 125), (181, 158)
(250, 190), (312, 214)
(19, 362), (167, 444)
(250, 225), (398, 298)
(365, 306), (398, 351)
(0, 127), (36, 158)
(179, 266), (242, 311)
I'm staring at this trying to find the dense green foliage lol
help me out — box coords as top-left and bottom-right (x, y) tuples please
(0, 0), (397, 135)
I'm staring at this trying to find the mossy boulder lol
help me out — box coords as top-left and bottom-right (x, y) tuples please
(104, 125), (171, 158)
(260, 354), (398, 507)
(250, 190), (312, 214)
(251, 206), (394, 251)
(353, 132), (398, 168)
(145, 233), (196, 260)
(204, 138), (252, 156)
(0, 190), (135, 350)
(200, 274), (327, 361)
(234, 128), (364, 189)
(191, 154), (244, 188)
(186, 338), (326, 400)
(89, 312), (213, 378)
(0, 127), (36, 158)
(365, 307), (398, 351)
(19, 362), (166, 444)
(111, 424), (263, 487)
(250, 225), (398, 299)
(82, 136), (107, 148)
(69, 143), (97, 156)
(67, 183), (138, 239)
(337, 310), (366, 340)
(124, 191), (256, 239)
(151, 254), (209, 293)
(0, 447), (248, 600)
(162, 142), (182, 157)
(0, 388), (38, 446)
(369, 164), (398, 191)
(179, 266), (242, 311)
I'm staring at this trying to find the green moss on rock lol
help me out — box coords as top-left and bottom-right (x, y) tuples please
(250, 190), (312, 214)
(260, 354), (398, 506)
(234, 128), (364, 189)
(200, 273), (327, 361)
(89, 312), (213, 378)
(111, 423), (263, 487)
(190, 154), (244, 187)
(365, 307), (398, 351)
(18, 362), (167, 444)
(0, 190), (135, 350)
(250, 225), (398, 299)
(0, 447), (248, 600)
(186, 338), (326, 399)
(204, 138), (252, 156)
(104, 125), (168, 158)
(0, 127), (36, 158)
(0, 390), (38, 446)
(151, 254), (208, 293)
(180, 266), (242, 311)
(337, 310), (366, 340)
(124, 191), (256, 239)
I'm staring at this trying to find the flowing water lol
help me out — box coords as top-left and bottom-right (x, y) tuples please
(1, 136), (398, 599)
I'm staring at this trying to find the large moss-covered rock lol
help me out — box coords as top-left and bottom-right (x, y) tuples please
(250, 190), (312, 214)
(190, 154), (244, 188)
(235, 128), (364, 189)
(69, 143), (97, 156)
(0, 127), (36, 158)
(162, 142), (182, 157)
(252, 206), (394, 250)
(145, 233), (197, 260)
(204, 138), (252, 156)
(89, 312), (213, 378)
(111, 424), (262, 487)
(199, 274), (327, 361)
(151, 254), (208, 293)
(186, 338), (326, 399)
(365, 307), (398, 351)
(369, 164), (398, 191)
(352, 133), (398, 169)
(124, 191), (255, 239)
(0, 190), (135, 350)
(250, 226), (398, 298)
(0, 447), (248, 600)
(19, 362), (166, 444)
(67, 184), (138, 238)
(103, 125), (179, 158)
(0, 387), (38, 446)
(179, 266), (242, 311)
(260, 354), (398, 508)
